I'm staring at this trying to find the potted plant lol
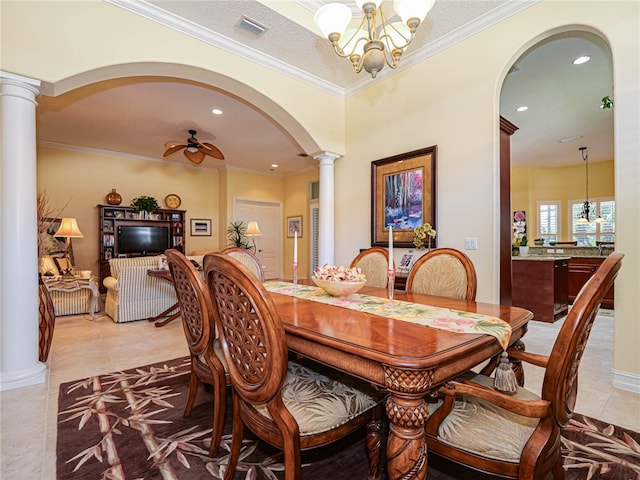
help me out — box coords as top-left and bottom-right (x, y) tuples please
(131, 196), (159, 218)
(226, 221), (252, 250)
(413, 223), (437, 251)
(534, 238), (544, 246)
(518, 235), (529, 257)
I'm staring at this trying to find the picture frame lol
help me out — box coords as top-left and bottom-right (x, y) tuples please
(190, 218), (212, 236)
(371, 146), (437, 247)
(287, 216), (302, 238)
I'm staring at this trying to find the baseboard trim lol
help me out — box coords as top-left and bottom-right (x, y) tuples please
(612, 369), (640, 394)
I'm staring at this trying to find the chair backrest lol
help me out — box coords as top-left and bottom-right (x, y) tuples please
(38, 276), (56, 362)
(221, 247), (264, 281)
(543, 252), (623, 426)
(204, 253), (288, 405)
(406, 248), (477, 300)
(350, 247), (390, 288)
(165, 249), (215, 360)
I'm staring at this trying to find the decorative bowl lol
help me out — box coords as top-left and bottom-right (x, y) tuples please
(312, 277), (366, 297)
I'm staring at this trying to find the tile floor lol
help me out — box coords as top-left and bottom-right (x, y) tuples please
(1, 307), (638, 480)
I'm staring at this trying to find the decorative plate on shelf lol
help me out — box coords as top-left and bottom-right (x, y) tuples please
(164, 194), (181, 209)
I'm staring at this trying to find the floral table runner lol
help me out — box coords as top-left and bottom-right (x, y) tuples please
(265, 281), (511, 350)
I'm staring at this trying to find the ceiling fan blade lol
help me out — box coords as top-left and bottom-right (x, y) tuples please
(164, 140), (186, 148)
(184, 148), (205, 164)
(163, 145), (185, 157)
(200, 142), (225, 160)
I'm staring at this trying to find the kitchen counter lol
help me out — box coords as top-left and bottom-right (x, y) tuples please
(512, 257), (569, 323)
(513, 255), (571, 261)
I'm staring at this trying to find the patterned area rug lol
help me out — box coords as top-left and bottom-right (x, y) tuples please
(56, 357), (640, 479)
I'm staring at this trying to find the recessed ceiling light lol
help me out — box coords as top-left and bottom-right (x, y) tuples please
(516, 106), (528, 112)
(572, 55), (591, 65)
(271, 164), (278, 168)
(211, 108), (223, 115)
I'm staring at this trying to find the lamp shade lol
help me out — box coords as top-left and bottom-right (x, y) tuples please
(54, 218), (84, 238)
(315, 3), (352, 38)
(394, 0), (435, 23)
(245, 221), (262, 237)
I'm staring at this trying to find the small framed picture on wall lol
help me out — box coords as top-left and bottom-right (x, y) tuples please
(287, 216), (302, 238)
(190, 218), (212, 236)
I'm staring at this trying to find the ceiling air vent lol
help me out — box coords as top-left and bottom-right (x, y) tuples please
(239, 16), (268, 36)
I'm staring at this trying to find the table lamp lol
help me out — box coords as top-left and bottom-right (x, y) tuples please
(245, 221), (262, 253)
(54, 217), (84, 276)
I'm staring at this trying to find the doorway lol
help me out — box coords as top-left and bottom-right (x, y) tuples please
(233, 198), (283, 280)
(499, 30), (614, 304)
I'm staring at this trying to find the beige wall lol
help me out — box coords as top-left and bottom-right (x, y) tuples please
(512, 160), (615, 241)
(37, 147), (220, 271)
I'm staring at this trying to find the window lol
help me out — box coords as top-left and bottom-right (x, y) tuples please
(570, 198), (615, 246)
(537, 201), (559, 244)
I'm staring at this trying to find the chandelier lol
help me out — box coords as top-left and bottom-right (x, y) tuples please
(314, 0), (435, 78)
(575, 147), (605, 225)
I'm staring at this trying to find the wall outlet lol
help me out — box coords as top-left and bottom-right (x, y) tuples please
(464, 237), (478, 250)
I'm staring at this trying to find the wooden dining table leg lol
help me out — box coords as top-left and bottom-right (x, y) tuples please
(383, 366), (432, 480)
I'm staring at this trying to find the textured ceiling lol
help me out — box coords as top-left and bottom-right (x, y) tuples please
(36, 0), (613, 175)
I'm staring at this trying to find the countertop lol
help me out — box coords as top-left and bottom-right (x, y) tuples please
(512, 256), (571, 261)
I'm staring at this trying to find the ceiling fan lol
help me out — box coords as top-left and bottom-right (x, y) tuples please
(163, 129), (224, 165)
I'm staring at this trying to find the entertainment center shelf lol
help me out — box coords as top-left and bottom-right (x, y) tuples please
(98, 205), (186, 292)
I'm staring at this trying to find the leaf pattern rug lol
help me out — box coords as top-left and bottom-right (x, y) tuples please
(56, 357), (640, 480)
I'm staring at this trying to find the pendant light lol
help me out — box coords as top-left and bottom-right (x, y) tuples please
(575, 147), (605, 225)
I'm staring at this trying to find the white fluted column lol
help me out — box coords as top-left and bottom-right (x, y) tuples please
(0, 71), (45, 391)
(313, 151), (340, 266)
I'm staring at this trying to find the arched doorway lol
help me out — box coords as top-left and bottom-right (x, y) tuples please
(499, 30), (614, 304)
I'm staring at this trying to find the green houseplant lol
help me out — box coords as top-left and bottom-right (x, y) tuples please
(518, 235), (529, 257)
(226, 221), (252, 250)
(131, 196), (159, 213)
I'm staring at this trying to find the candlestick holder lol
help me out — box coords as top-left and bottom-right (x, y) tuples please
(387, 268), (395, 305)
(293, 262), (299, 288)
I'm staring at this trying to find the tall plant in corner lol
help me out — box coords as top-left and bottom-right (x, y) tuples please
(226, 221), (252, 250)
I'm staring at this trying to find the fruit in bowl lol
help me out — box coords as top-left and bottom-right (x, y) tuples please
(312, 264), (366, 297)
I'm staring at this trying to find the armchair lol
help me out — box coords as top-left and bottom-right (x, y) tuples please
(424, 252), (623, 480)
(38, 254), (100, 316)
(103, 255), (203, 323)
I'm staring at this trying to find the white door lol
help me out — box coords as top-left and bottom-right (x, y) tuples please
(234, 198), (282, 280)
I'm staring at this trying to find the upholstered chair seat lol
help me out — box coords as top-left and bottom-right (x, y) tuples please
(254, 362), (382, 436)
(39, 255), (99, 316)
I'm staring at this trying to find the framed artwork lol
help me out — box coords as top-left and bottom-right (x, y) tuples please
(287, 216), (302, 238)
(512, 211), (526, 243)
(190, 218), (212, 236)
(371, 146), (437, 247)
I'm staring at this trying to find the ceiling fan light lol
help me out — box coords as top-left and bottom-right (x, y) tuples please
(187, 145), (199, 153)
(315, 3), (352, 39)
(394, 0), (434, 24)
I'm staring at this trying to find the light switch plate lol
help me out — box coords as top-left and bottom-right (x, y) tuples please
(464, 238), (478, 250)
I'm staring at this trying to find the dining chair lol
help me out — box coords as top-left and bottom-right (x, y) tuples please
(406, 248), (477, 300)
(350, 247), (391, 288)
(164, 249), (229, 457)
(204, 253), (384, 480)
(424, 252), (623, 480)
(37, 275), (56, 362)
(221, 246), (264, 281)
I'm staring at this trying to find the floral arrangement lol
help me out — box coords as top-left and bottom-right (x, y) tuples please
(313, 264), (365, 282)
(413, 222), (436, 250)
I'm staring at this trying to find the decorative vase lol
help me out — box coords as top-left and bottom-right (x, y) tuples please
(106, 189), (122, 205)
(519, 246), (530, 257)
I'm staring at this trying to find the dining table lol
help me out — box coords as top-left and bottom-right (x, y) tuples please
(265, 281), (532, 480)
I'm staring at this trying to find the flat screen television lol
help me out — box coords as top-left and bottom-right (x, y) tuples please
(117, 224), (169, 255)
